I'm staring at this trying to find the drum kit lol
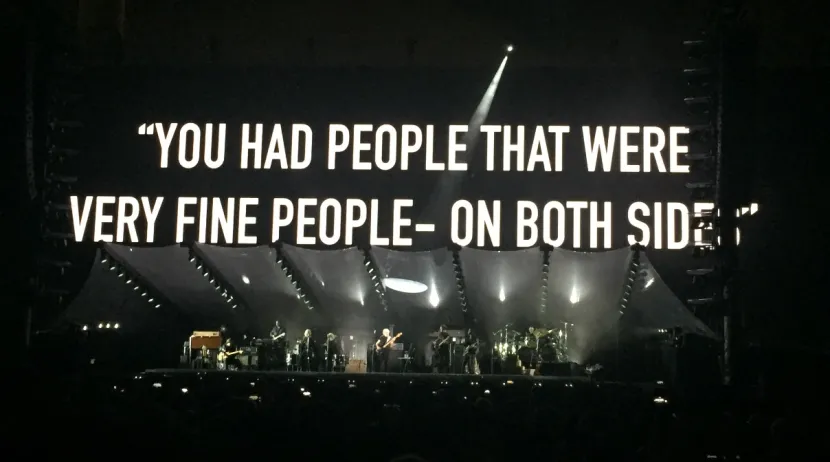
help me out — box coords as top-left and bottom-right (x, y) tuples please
(491, 322), (573, 373)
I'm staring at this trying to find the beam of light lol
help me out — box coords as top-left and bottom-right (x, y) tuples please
(418, 54), (510, 242)
(429, 285), (440, 308)
(241, 275), (250, 284)
(570, 287), (580, 304)
(645, 277), (654, 289)
(499, 286), (506, 302)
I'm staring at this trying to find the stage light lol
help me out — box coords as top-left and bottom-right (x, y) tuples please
(98, 323), (103, 328)
(275, 245), (318, 310)
(114, 323), (120, 329)
(506, 45), (513, 53)
(241, 275), (250, 284)
(82, 325), (88, 331)
(383, 278), (428, 294)
(499, 287), (506, 302)
(569, 287), (580, 304)
(105, 323), (111, 328)
(618, 246), (642, 314)
(188, 245), (248, 310)
(450, 248), (469, 313)
(428, 288), (440, 308)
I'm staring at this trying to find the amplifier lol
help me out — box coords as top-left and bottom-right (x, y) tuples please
(190, 332), (222, 349)
(345, 359), (366, 373)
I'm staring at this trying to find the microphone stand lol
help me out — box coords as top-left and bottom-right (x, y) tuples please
(305, 337), (311, 372)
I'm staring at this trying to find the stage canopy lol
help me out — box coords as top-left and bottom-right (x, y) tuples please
(64, 244), (715, 340)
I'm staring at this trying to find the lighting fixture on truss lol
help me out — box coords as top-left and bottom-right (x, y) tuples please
(187, 245), (245, 310)
(361, 248), (388, 311)
(99, 246), (169, 309)
(618, 245), (643, 315)
(450, 246), (468, 313)
(540, 246), (552, 314)
(273, 244), (318, 310)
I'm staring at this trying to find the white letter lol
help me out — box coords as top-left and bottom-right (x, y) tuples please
(451, 200), (473, 247)
(502, 125), (525, 171)
(627, 202), (650, 246)
(344, 199), (367, 245)
(693, 202), (715, 245)
(400, 125), (422, 171)
(392, 199), (413, 246)
(178, 123), (201, 169)
(203, 123), (226, 169)
(481, 125), (501, 171)
(424, 125), (444, 170)
(175, 197), (197, 243)
(296, 198), (318, 245)
(319, 198), (342, 246)
(516, 201), (538, 248)
(327, 124), (349, 170)
(653, 202), (663, 249)
(447, 125), (468, 171)
(155, 123), (177, 168)
(619, 126), (641, 173)
(237, 198), (258, 245)
(642, 127), (667, 173)
(240, 123), (263, 169)
(369, 199), (389, 246)
(140, 197), (163, 244)
(352, 124), (372, 170)
(115, 197), (140, 243)
(210, 198), (235, 244)
(477, 200), (501, 247)
(197, 198), (209, 242)
(70, 196), (93, 242)
(291, 124), (312, 169)
(667, 202), (689, 250)
(526, 126), (551, 172)
(582, 126), (616, 172)
(375, 124), (398, 171)
(93, 196), (116, 242)
(566, 201), (588, 248)
(590, 201), (613, 249)
(271, 198), (295, 242)
(669, 127), (691, 173)
(542, 202), (566, 248)
(548, 126), (569, 172)
(263, 124), (288, 170)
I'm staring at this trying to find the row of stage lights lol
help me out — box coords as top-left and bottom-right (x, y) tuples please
(540, 250), (551, 314)
(619, 245), (643, 315)
(362, 250), (389, 311)
(81, 322), (120, 330)
(451, 249), (468, 313)
(275, 247), (316, 310)
(100, 249), (163, 309)
(188, 247), (241, 309)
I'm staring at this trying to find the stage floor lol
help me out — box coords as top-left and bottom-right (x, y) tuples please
(142, 368), (656, 390)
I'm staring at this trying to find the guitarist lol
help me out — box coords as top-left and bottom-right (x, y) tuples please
(462, 328), (480, 374)
(218, 338), (243, 371)
(432, 325), (452, 373)
(268, 320), (287, 369)
(374, 328), (400, 372)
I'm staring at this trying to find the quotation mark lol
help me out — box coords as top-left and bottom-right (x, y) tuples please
(137, 123), (156, 136)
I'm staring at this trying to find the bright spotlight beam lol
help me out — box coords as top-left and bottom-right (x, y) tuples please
(418, 56), (510, 241)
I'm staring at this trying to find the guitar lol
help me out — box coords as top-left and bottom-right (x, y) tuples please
(376, 333), (403, 351)
(270, 332), (286, 341)
(432, 335), (452, 358)
(464, 340), (480, 355)
(217, 349), (243, 361)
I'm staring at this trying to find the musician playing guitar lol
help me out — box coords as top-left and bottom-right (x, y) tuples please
(218, 338), (243, 370)
(462, 328), (480, 374)
(374, 329), (402, 372)
(267, 320), (287, 369)
(432, 325), (452, 373)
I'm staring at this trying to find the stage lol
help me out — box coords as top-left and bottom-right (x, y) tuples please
(140, 368), (661, 394)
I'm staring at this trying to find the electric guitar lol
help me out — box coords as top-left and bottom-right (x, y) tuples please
(376, 333), (403, 351)
(217, 349), (243, 361)
(270, 332), (286, 341)
(432, 335), (452, 358)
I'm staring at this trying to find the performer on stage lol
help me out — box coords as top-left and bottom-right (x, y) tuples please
(268, 320), (287, 369)
(374, 328), (397, 372)
(299, 329), (317, 371)
(433, 325), (452, 373)
(462, 328), (479, 374)
(324, 333), (340, 372)
(218, 338), (243, 371)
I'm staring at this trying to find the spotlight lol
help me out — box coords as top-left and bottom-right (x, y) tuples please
(506, 45), (514, 53)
